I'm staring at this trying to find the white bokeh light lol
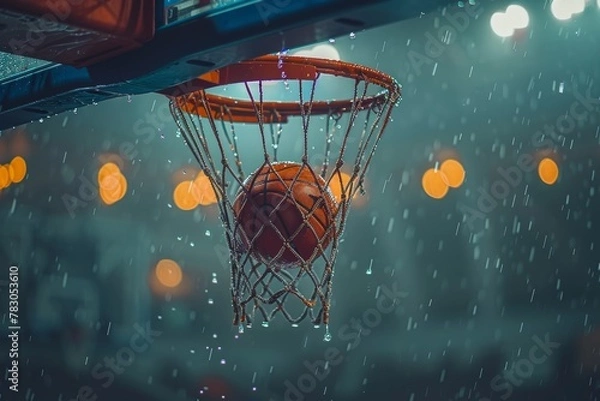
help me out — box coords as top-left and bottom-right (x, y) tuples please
(551, 0), (573, 20)
(550, 0), (585, 20)
(490, 12), (515, 37)
(294, 44), (340, 60)
(572, 0), (585, 13)
(490, 5), (532, 37)
(506, 5), (530, 29)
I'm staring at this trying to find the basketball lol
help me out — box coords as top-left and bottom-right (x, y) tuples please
(233, 161), (338, 267)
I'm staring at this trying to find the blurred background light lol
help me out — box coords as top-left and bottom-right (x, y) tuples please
(9, 156), (27, 183)
(538, 157), (559, 185)
(329, 171), (353, 203)
(551, 0), (585, 20)
(192, 171), (218, 206)
(98, 162), (127, 205)
(155, 259), (183, 288)
(174, 180), (199, 210)
(440, 159), (465, 188)
(490, 11), (515, 37)
(422, 168), (449, 199)
(490, 5), (530, 37)
(294, 44), (340, 60)
(0, 164), (9, 189)
(506, 5), (530, 29)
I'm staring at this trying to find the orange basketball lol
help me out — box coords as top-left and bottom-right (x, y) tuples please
(233, 162), (338, 267)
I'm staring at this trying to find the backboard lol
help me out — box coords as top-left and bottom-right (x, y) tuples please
(0, 0), (445, 130)
(0, 53), (50, 83)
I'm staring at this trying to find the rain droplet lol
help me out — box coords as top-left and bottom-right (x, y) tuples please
(349, 32), (356, 40)
(238, 325), (244, 334)
(205, 230), (211, 236)
(324, 325), (332, 342)
(366, 259), (373, 275)
(261, 321), (269, 328)
(328, 38), (335, 43)
(208, 298), (214, 305)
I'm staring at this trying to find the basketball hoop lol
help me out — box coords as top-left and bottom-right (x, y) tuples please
(168, 54), (401, 339)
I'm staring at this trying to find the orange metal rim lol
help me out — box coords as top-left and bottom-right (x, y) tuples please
(172, 55), (402, 123)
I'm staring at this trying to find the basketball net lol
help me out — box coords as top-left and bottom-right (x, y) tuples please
(169, 55), (401, 339)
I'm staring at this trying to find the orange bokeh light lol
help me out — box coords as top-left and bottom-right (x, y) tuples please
(173, 180), (199, 210)
(98, 162), (121, 182)
(422, 168), (449, 199)
(155, 259), (183, 288)
(329, 171), (353, 203)
(328, 170), (369, 207)
(440, 159), (465, 188)
(100, 174), (127, 205)
(330, 170), (365, 202)
(98, 162), (127, 205)
(538, 157), (559, 185)
(192, 171), (218, 206)
(8, 156), (27, 183)
(0, 165), (9, 189)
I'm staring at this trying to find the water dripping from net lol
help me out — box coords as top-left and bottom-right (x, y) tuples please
(324, 325), (332, 342)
